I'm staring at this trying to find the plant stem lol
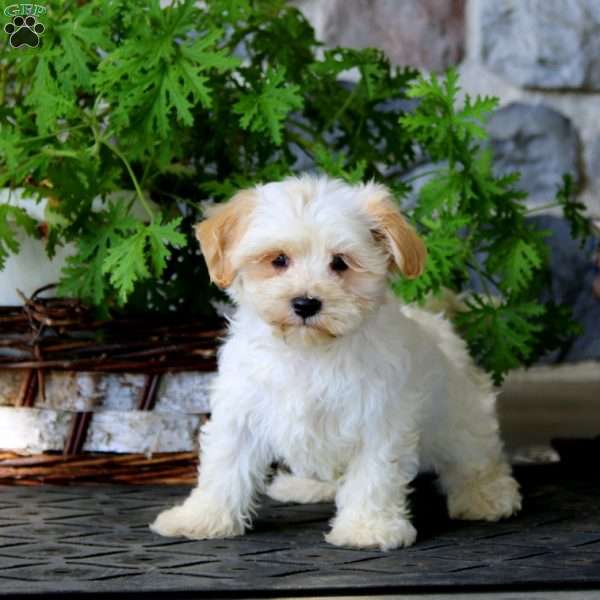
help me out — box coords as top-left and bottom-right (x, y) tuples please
(0, 55), (8, 107)
(102, 141), (155, 222)
(324, 83), (359, 131)
(286, 131), (315, 159)
(402, 169), (441, 185)
(41, 148), (81, 159)
(526, 202), (560, 214)
(466, 260), (497, 298)
(288, 118), (327, 147)
(140, 150), (156, 189)
(21, 123), (89, 144)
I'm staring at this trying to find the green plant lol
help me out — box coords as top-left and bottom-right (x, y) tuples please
(397, 72), (589, 382)
(0, 0), (590, 383)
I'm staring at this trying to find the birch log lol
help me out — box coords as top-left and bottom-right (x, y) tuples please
(0, 407), (202, 453)
(0, 370), (213, 413)
(0, 370), (211, 453)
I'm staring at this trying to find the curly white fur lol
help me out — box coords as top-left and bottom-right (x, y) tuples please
(151, 176), (521, 550)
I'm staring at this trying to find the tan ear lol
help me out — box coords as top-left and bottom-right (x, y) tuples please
(365, 188), (427, 279)
(195, 190), (256, 288)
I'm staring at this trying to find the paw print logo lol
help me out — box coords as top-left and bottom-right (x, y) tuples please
(4, 15), (45, 48)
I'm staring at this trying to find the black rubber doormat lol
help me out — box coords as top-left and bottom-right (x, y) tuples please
(0, 461), (599, 598)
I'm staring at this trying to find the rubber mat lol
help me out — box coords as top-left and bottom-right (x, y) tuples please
(0, 463), (599, 598)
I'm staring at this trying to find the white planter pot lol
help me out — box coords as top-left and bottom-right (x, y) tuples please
(0, 189), (73, 305)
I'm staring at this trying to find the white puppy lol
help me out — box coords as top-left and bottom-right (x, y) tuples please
(151, 176), (521, 550)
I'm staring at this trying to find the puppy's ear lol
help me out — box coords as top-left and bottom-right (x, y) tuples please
(195, 190), (256, 288)
(364, 186), (427, 279)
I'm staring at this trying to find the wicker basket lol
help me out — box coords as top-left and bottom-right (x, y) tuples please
(0, 286), (224, 484)
(0, 451), (199, 486)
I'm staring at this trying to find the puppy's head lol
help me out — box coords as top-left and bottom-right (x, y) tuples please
(196, 177), (426, 345)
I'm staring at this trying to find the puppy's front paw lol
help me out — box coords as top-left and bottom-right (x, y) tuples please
(325, 513), (417, 551)
(150, 497), (243, 540)
(448, 469), (522, 522)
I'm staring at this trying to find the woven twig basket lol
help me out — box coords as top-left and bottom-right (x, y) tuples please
(0, 286), (224, 484)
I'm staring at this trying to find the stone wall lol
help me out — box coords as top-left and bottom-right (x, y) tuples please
(463, 0), (600, 217)
(297, 0), (466, 73)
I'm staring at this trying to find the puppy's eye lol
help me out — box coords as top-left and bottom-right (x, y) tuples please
(271, 253), (289, 269)
(330, 254), (348, 273)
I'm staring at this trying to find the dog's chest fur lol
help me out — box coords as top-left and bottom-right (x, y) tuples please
(264, 354), (371, 480)
(219, 302), (434, 482)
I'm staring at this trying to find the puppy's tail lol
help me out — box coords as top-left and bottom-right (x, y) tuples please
(267, 472), (336, 504)
(423, 287), (501, 319)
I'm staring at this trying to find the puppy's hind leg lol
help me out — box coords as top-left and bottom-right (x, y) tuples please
(267, 472), (336, 504)
(433, 366), (522, 522)
(408, 307), (521, 521)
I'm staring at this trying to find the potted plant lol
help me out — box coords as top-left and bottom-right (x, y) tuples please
(0, 1), (591, 462)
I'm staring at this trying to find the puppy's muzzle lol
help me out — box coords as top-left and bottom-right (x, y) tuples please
(291, 296), (322, 319)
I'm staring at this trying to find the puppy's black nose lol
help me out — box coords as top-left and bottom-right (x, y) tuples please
(291, 296), (322, 319)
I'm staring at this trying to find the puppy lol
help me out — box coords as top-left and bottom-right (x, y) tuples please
(151, 176), (521, 550)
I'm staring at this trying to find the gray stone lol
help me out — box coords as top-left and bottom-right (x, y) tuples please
(487, 103), (580, 205)
(529, 215), (600, 364)
(481, 0), (600, 90)
(296, 0), (465, 72)
(586, 135), (600, 186)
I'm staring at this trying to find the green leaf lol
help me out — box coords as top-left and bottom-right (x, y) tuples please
(233, 67), (303, 145)
(59, 236), (110, 307)
(456, 94), (498, 140)
(405, 71), (445, 102)
(146, 217), (187, 274)
(529, 301), (582, 361)
(179, 29), (240, 73)
(0, 125), (24, 184)
(95, 15), (237, 142)
(206, 0), (253, 23)
(359, 61), (387, 99)
(394, 214), (469, 303)
(555, 173), (590, 243)
(58, 204), (137, 305)
(101, 216), (186, 304)
(103, 228), (151, 304)
(26, 58), (76, 134)
(201, 162), (292, 200)
(455, 299), (545, 385)
(313, 146), (366, 183)
(312, 48), (385, 79)
(401, 68), (498, 161)
(0, 205), (39, 269)
(486, 237), (544, 294)
(414, 169), (461, 218)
